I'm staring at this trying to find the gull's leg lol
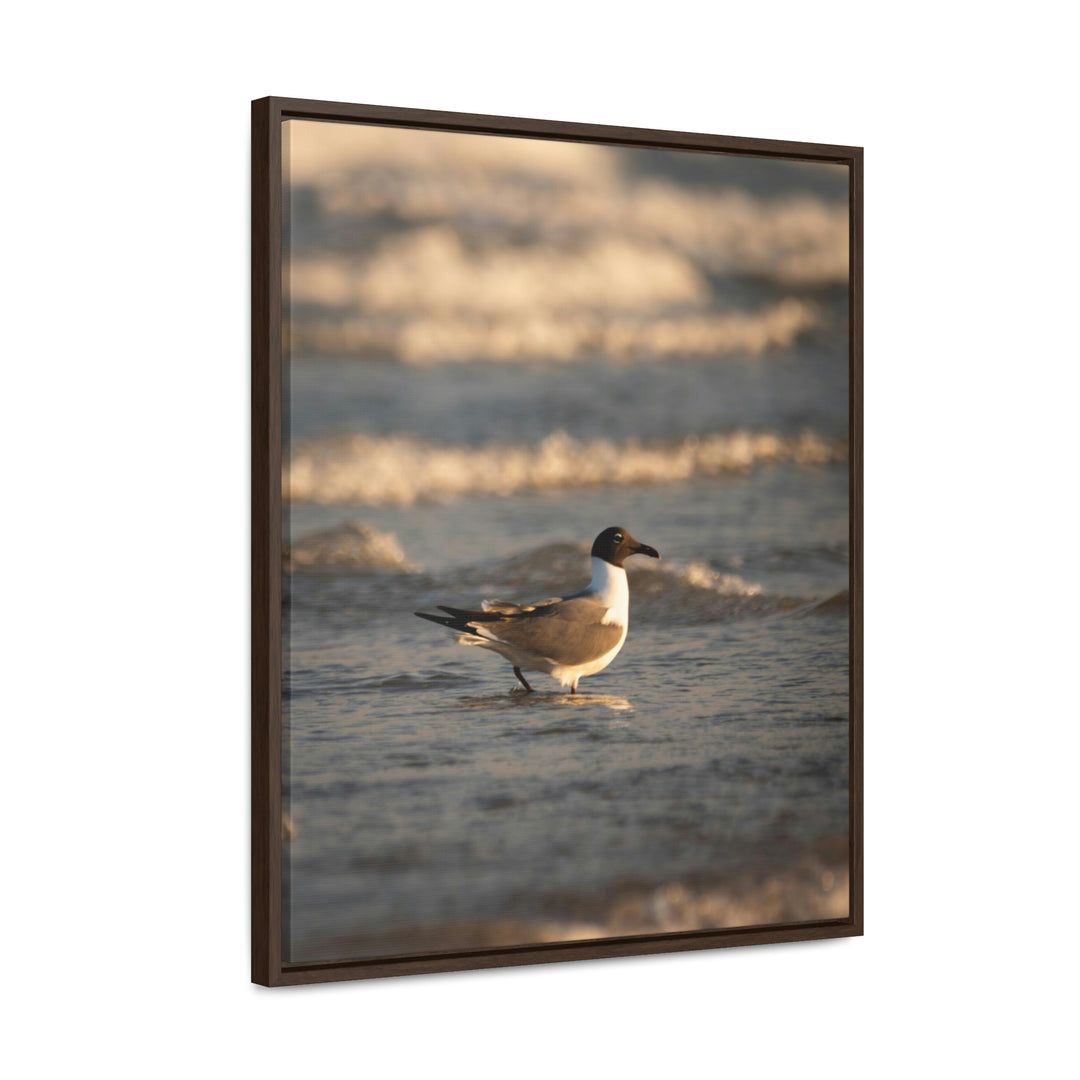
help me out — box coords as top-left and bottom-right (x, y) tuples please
(513, 667), (534, 692)
(569, 683), (577, 695)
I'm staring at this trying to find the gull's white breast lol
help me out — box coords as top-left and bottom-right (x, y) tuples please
(586, 556), (630, 628)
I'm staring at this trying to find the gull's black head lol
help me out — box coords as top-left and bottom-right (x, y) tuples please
(591, 526), (660, 568)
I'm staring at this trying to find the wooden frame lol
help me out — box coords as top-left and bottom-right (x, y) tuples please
(253, 95), (863, 986)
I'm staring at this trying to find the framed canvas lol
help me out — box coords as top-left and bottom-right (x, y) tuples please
(252, 96), (863, 986)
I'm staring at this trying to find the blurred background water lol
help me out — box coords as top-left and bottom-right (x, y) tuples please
(282, 120), (850, 963)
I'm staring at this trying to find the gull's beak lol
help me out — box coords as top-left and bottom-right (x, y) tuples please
(634, 543), (660, 560)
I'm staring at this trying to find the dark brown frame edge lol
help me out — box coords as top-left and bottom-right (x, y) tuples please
(252, 96), (864, 987)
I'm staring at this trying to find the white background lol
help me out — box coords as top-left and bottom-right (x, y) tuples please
(4, 2), (1077, 1076)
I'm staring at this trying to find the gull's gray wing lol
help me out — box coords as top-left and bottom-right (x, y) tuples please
(477, 595), (623, 665)
(481, 598), (562, 614)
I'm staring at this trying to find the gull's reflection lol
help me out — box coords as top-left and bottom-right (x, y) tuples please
(456, 692), (633, 714)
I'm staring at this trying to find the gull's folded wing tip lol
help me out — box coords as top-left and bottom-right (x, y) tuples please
(415, 610), (449, 624)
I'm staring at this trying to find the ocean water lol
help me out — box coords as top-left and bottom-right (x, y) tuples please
(282, 341), (850, 963)
(281, 120), (850, 963)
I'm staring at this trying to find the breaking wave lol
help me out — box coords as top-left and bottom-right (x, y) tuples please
(284, 429), (846, 506)
(283, 534), (842, 625)
(294, 852), (849, 961)
(632, 558), (762, 598)
(283, 522), (412, 571)
(290, 231), (709, 316)
(283, 121), (848, 363)
(287, 297), (821, 364)
(470, 541), (762, 600)
(285, 121), (848, 286)
(281, 532), (762, 599)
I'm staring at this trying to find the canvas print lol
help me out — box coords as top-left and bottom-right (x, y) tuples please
(281, 118), (851, 963)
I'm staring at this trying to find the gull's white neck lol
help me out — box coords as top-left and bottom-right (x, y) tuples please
(587, 556), (630, 625)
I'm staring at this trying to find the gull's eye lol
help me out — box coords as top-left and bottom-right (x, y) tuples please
(614, 533), (623, 542)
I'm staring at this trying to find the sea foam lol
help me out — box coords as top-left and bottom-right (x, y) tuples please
(286, 121), (848, 286)
(284, 429), (846, 506)
(287, 297), (821, 364)
(284, 120), (847, 364)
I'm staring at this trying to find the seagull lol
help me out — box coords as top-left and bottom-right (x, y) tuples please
(415, 526), (660, 693)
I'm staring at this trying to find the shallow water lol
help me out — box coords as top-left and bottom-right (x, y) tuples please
(282, 354), (849, 963)
(280, 125), (850, 962)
